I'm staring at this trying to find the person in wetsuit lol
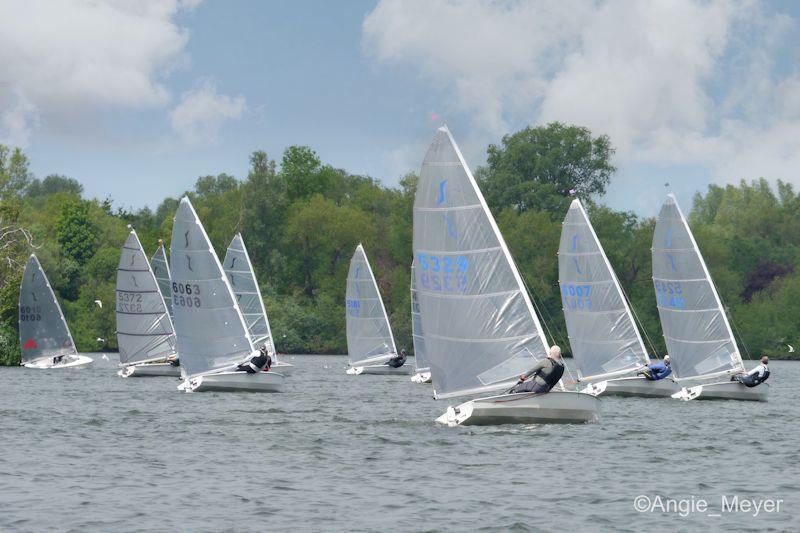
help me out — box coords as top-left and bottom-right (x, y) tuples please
(732, 356), (770, 387)
(236, 345), (272, 373)
(638, 355), (672, 381)
(387, 348), (407, 368)
(511, 345), (565, 394)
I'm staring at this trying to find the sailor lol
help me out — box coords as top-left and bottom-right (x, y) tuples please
(732, 356), (770, 387)
(638, 355), (672, 381)
(387, 348), (407, 368)
(235, 345), (272, 373)
(511, 345), (565, 394)
(168, 355), (180, 367)
(52, 355), (64, 365)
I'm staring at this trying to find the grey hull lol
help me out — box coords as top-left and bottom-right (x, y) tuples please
(694, 381), (768, 402)
(598, 376), (680, 398)
(437, 391), (601, 426)
(24, 354), (93, 369)
(178, 370), (285, 393)
(347, 364), (412, 375)
(118, 362), (181, 378)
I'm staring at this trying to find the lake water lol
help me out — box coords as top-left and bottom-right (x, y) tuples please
(1, 355), (797, 532)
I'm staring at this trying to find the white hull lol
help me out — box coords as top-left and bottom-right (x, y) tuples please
(118, 362), (181, 378)
(178, 370), (285, 393)
(677, 380), (769, 402)
(586, 376), (679, 398)
(272, 360), (293, 374)
(346, 364), (412, 375)
(24, 354), (93, 369)
(410, 371), (432, 383)
(436, 391), (601, 426)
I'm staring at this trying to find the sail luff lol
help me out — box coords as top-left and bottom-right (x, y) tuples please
(150, 244), (174, 319)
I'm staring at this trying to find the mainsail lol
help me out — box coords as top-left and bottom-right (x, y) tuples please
(150, 243), (174, 319)
(18, 254), (77, 364)
(223, 233), (276, 356)
(410, 263), (429, 373)
(558, 199), (649, 381)
(170, 197), (254, 378)
(116, 229), (177, 366)
(413, 126), (550, 400)
(652, 194), (744, 381)
(345, 244), (397, 366)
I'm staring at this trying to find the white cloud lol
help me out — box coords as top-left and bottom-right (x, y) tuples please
(0, 0), (198, 146)
(169, 83), (246, 145)
(364, 0), (800, 193)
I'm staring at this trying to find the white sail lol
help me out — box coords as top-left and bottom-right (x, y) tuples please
(18, 255), (78, 364)
(558, 199), (649, 381)
(410, 263), (429, 373)
(345, 244), (397, 366)
(170, 197), (254, 378)
(150, 243), (174, 319)
(223, 233), (277, 356)
(413, 126), (550, 400)
(116, 230), (177, 366)
(652, 194), (744, 381)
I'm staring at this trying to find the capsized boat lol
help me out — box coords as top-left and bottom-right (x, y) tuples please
(223, 233), (292, 374)
(115, 229), (180, 378)
(150, 240), (174, 320)
(171, 197), (285, 393)
(653, 195), (767, 401)
(345, 244), (409, 375)
(18, 255), (92, 369)
(409, 263), (431, 383)
(558, 199), (678, 397)
(415, 126), (599, 426)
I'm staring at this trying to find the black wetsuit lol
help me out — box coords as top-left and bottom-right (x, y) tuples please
(236, 354), (272, 373)
(512, 358), (565, 394)
(387, 352), (406, 368)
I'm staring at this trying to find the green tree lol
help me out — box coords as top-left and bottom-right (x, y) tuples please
(0, 145), (33, 197)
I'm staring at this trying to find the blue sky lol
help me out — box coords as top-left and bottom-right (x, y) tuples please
(1, 0), (799, 217)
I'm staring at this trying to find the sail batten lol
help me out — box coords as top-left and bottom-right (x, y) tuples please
(413, 126), (550, 399)
(558, 199), (649, 380)
(345, 244), (397, 367)
(652, 194), (744, 380)
(223, 233), (277, 357)
(115, 230), (177, 366)
(170, 198), (254, 378)
(18, 255), (78, 364)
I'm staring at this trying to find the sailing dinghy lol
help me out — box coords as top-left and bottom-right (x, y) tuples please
(414, 126), (599, 426)
(115, 229), (180, 377)
(171, 197), (285, 393)
(18, 254), (92, 369)
(345, 244), (409, 375)
(223, 233), (292, 374)
(150, 240), (174, 320)
(409, 263), (431, 383)
(558, 199), (678, 397)
(653, 195), (767, 401)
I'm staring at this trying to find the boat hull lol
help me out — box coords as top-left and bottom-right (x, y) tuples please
(410, 371), (432, 383)
(346, 364), (412, 375)
(589, 376), (680, 398)
(24, 354), (93, 369)
(178, 370), (285, 393)
(118, 362), (181, 378)
(271, 360), (293, 374)
(691, 381), (768, 402)
(436, 391), (601, 426)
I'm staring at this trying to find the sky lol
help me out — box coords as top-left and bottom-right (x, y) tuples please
(1, 0), (799, 217)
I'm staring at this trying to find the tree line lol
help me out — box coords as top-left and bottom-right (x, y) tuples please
(1, 123), (798, 365)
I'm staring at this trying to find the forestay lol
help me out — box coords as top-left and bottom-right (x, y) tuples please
(413, 126), (550, 400)
(558, 199), (649, 381)
(18, 255), (78, 364)
(150, 243), (174, 319)
(223, 233), (277, 355)
(345, 244), (397, 366)
(410, 263), (429, 373)
(170, 197), (254, 378)
(116, 230), (177, 366)
(652, 194), (744, 381)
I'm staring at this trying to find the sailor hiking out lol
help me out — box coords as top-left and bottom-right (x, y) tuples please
(638, 355), (672, 381)
(235, 345), (273, 374)
(511, 345), (565, 394)
(732, 356), (770, 387)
